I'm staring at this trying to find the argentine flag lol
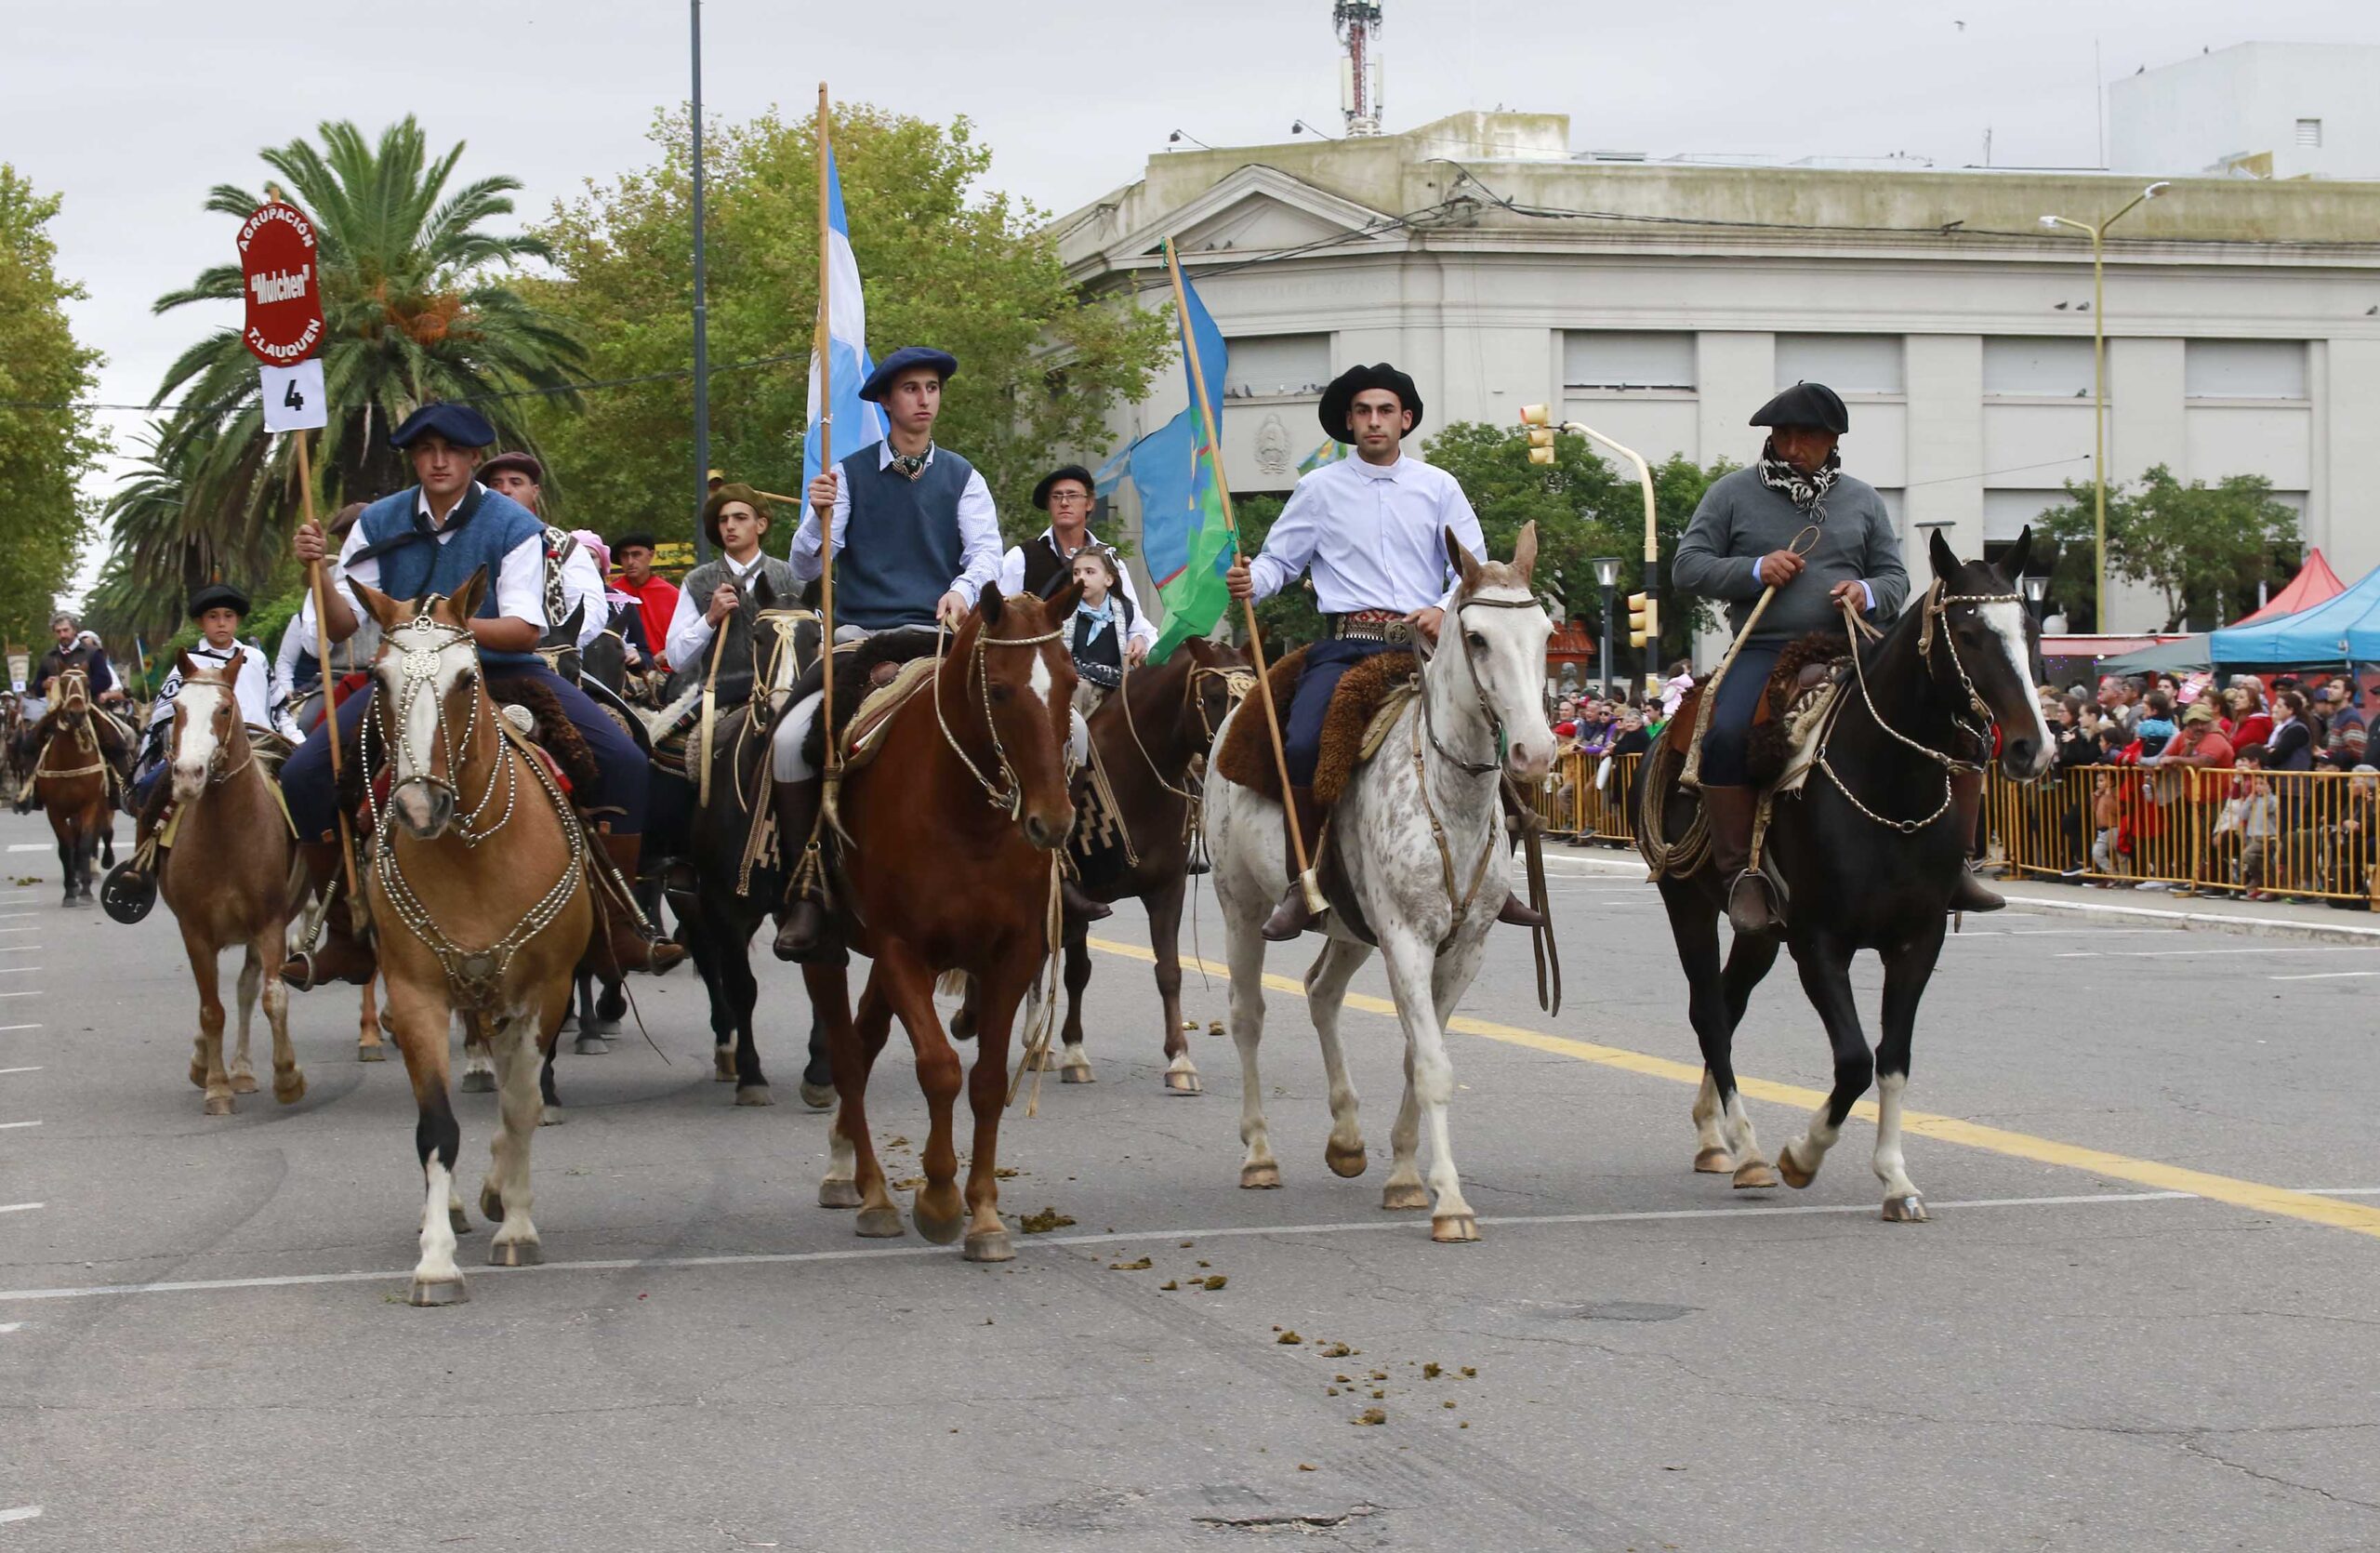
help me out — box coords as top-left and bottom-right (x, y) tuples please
(803, 147), (886, 482)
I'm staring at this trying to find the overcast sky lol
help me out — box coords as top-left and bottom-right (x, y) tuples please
(9, 0), (2380, 588)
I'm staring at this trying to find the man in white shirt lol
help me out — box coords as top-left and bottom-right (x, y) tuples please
(662, 483), (800, 704)
(482, 451), (608, 652)
(998, 465), (1156, 665)
(1224, 362), (1540, 940)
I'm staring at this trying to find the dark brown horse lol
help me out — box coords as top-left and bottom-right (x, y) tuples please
(804, 584), (1079, 1263)
(1042, 636), (1250, 1092)
(30, 670), (125, 908)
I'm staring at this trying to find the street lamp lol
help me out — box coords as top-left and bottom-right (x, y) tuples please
(2040, 179), (2172, 633)
(2021, 572), (2048, 623)
(1591, 556), (1622, 696)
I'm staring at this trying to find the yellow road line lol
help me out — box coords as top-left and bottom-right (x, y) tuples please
(1087, 936), (2380, 1241)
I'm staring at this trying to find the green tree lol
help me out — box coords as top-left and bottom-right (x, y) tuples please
(526, 104), (1170, 543)
(2036, 465), (2299, 630)
(0, 166), (105, 646)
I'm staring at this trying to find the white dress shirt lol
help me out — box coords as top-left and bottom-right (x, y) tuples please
(307, 483), (549, 643)
(141, 637), (301, 769)
(1246, 453), (1487, 616)
(788, 442), (1002, 607)
(664, 551), (771, 669)
(998, 527), (1157, 654)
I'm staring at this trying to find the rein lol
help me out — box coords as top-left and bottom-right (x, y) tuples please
(931, 617), (1067, 817)
(1815, 579), (2018, 834)
(1403, 589), (1540, 944)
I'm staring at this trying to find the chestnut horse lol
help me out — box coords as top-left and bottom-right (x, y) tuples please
(153, 652), (306, 1116)
(30, 670), (124, 908)
(804, 585), (1079, 1263)
(350, 577), (594, 1306)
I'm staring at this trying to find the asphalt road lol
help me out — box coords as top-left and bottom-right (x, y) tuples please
(4, 806), (2379, 1552)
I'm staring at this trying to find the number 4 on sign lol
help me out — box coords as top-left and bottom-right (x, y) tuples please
(260, 359), (327, 432)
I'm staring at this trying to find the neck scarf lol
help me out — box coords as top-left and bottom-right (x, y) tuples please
(1075, 595), (1116, 634)
(1756, 436), (1841, 514)
(888, 444), (934, 482)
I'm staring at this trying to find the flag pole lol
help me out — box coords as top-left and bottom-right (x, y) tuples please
(814, 83), (840, 790)
(294, 432), (363, 911)
(1160, 238), (1322, 914)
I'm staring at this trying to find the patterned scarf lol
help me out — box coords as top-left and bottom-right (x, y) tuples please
(888, 445), (934, 482)
(1756, 436), (1841, 514)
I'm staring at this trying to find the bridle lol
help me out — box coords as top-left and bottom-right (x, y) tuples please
(1409, 585), (1549, 943)
(1419, 589), (1541, 778)
(932, 616), (1069, 818)
(1117, 656), (1255, 803)
(33, 671), (110, 783)
(169, 682), (258, 790)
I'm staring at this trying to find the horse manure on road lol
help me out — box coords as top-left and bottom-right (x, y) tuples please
(1352, 1408), (1387, 1427)
(1201, 1275), (1227, 1290)
(1108, 1257), (1152, 1271)
(1422, 1362), (1441, 1379)
(1276, 1330), (1303, 1345)
(1018, 1207), (1075, 1233)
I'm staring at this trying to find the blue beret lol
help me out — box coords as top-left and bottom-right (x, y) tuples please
(390, 401), (497, 451)
(859, 347), (959, 404)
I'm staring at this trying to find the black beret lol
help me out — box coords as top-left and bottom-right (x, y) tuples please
(188, 581), (251, 619)
(480, 450), (544, 484)
(860, 346), (959, 404)
(1318, 363), (1423, 444)
(1032, 465), (1097, 510)
(611, 530), (659, 553)
(389, 401), (497, 450)
(1749, 381), (1850, 434)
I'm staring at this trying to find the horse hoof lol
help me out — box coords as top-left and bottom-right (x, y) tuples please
(1239, 1161), (1282, 1190)
(1382, 1180), (1430, 1211)
(1732, 1160), (1781, 1190)
(188, 1060), (206, 1090)
(1163, 1069), (1201, 1095)
(712, 1052), (735, 1082)
(1882, 1193), (1929, 1223)
(460, 1070), (496, 1094)
(1431, 1214), (1482, 1244)
(1060, 1064), (1094, 1084)
(734, 1085), (774, 1108)
(538, 1105), (565, 1126)
(449, 1205), (472, 1235)
(574, 1034), (610, 1056)
(1326, 1139), (1368, 1179)
(488, 1240), (543, 1268)
(231, 1072), (259, 1095)
(799, 1082), (835, 1110)
(1693, 1147), (1736, 1175)
(915, 1207), (965, 1246)
(203, 1094), (233, 1117)
(273, 1070), (306, 1105)
(854, 1206), (906, 1239)
(819, 1178), (863, 1209)
(1027, 1048), (1056, 1071)
(1775, 1148), (1816, 1190)
(356, 1043), (386, 1063)
(406, 1276), (469, 1307)
(481, 1182), (503, 1222)
(964, 1228), (1014, 1263)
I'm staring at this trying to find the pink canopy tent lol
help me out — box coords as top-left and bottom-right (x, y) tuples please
(2233, 548), (2346, 627)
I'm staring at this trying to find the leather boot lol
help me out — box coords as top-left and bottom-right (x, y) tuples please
(1947, 769), (2005, 913)
(280, 837), (377, 989)
(1702, 785), (1781, 937)
(1261, 786), (1329, 942)
(130, 778), (175, 874)
(1062, 876), (1113, 924)
(594, 832), (686, 975)
(770, 777), (837, 963)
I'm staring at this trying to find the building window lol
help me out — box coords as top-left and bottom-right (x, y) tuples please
(1222, 333), (1329, 400)
(2184, 340), (2308, 400)
(1983, 489), (2070, 543)
(1775, 335), (1905, 396)
(1983, 337), (2096, 397)
(2296, 117), (2323, 148)
(1563, 331), (1695, 391)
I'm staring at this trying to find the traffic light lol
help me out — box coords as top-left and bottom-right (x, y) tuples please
(1628, 591), (1656, 648)
(1519, 405), (1556, 465)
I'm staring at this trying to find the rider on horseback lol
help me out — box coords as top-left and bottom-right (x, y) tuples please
(1223, 363), (1545, 942)
(12, 612), (128, 813)
(998, 465), (1157, 664)
(481, 451), (612, 657)
(276, 402), (685, 988)
(126, 582), (301, 863)
(1673, 381), (2001, 935)
(663, 483), (800, 705)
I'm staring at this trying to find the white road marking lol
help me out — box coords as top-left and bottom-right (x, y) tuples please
(6, 843), (49, 852)
(0, 968), (41, 976)
(0, 1121), (40, 1131)
(0, 928), (36, 936)
(0, 1026), (38, 1034)
(0, 1322), (21, 1334)
(2268, 970), (2380, 982)
(0, 993), (41, 1001)
(0, 1506), (41, 1524)
(0, 1203), (41, 1215)
(0, 947), (39, 954)
(0, 1068), (37, 1077)
(0, 915), (33, 922)
(2058, 946), (2376, 959)
(0, 1190), (2214, 1303)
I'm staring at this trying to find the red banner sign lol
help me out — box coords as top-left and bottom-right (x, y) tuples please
(237, 201), (324, 366)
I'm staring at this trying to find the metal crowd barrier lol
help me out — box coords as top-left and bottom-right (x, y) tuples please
(1990, 763), (2380, 905)
(1534, 750), (1643, 845)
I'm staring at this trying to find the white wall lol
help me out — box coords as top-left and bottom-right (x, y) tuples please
(2109, 42), (2380, 180)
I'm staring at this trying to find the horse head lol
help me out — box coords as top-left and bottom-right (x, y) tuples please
(964, 582), (1080, 853)
(352, 569), (493, 841)
(167, 650), (247, 803)
(52, 668), (90, 717)
(1926, 526), (2054, 782)
(1443, 522), (1557, 783)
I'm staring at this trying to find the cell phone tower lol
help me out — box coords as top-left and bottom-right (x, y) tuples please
(1334, 1), (1384, 137)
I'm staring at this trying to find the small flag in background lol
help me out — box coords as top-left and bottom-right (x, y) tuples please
(1298, 437), (1346, 474)
(804, 147), (887, 483)
(1144, 259), (1234, 664)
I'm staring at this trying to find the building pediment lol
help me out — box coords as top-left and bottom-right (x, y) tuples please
(1098, 165), (1399, 270)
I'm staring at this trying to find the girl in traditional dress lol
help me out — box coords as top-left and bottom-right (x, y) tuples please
(1066, 547), (1132, 721)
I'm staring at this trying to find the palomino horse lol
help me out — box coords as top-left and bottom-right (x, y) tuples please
(1205, 524), (1554, 1243)
(1642, 527), (2053, 1222)
(805, 584), (1080, 1263)
(153, 652), (305, 1116)
(350, 576), (594, 1305)
(1043, 636), (1250, 1090)
(30, 669), (125, 908)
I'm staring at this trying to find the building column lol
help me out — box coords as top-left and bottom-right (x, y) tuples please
(1904, 335), (1984, 558)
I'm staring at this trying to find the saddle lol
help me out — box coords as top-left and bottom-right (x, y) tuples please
(795, 628), (943, 773)
(1667, 632), (1850, 790)
(1213, 646), (1421, 807)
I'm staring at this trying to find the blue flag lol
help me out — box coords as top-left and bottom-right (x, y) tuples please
(804, 147), (887, 483)
(1139, 256), (1234, 662)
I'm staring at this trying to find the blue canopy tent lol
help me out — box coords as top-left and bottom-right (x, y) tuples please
(2209, 563), (2380, 666)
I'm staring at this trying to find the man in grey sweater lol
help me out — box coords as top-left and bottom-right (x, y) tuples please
(1673, 381), (2001, 933)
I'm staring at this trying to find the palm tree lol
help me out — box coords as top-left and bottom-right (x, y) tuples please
(80, 422), (237, 650)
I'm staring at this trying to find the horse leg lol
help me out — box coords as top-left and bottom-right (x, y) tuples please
(1378, 927), (1478, 1243)
(483, 984), (566, 1267)
(800, 1011), (834, 1110)
(1776, 935), (1875, 1191)
(1872, 918), (1946, 1222)
(181, 925), (233, 1117)
(1149, 877), (1199, 1095)
(228, 949), (261, 1095)
(460, 1025), (496, 1093)
(1224, 909), (1278, 1189)
(538, 1038), (564, 1125)
(876, 942), (966, 1246)
(959, 963), (1032, 1263)
(1055, 931), (1095, 1083)
(1659, 879), (1776, 1188)
(572, 970), (610, 1055)
(256, 934), (302, 1105)
(1716, 930), (1782, 1187)
(807, 962), (892, 1229)
(357, 977), (387, 1062)
(387, 978), (468, 1305)
(55, 823), (76, 909)
(1302, 939), (1374, 1185)
(682, 906), (737, 1082)
(726, 936), (771, 1106)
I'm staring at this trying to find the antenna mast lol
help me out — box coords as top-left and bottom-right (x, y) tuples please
(1334, 1), (1384, 137)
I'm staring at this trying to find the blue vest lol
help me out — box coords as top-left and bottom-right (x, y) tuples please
(352, 484), (546, 663)
(834, 446), (969, 631)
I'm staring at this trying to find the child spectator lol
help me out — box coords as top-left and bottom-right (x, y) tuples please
(2135, 690), (2177, 758)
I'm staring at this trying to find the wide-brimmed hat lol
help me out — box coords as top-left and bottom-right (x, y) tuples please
(187, 581), (251, 619)
(389, 401), (496, 450)
(1033, 465), (1097, 510)
(1317, 363), (1423, 444)
(860, 346), (959, 404)
(1749, 381), (1849, 434)
(700, 483), (769, 550)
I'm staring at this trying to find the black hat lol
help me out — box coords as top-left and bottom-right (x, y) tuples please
(480, 450), (544, 485)
(389, 401), (497, 450)
(611, 529), (659, 554)
(1032, 465), (1097, 510)
(859, 346), (959, 404)
(188, 581), (251, 619)
(1317, 363), (1423, 444)
(700, 483), (769, 551)
(1749, 381), (1849, 434)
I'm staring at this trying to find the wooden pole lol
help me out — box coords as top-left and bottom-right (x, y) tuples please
(295, 433), (362, 908)
(1161, 239), (1321, 912)
(814, 83), (840, 785)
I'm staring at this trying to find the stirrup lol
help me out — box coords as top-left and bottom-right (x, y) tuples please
(1726, 869), (1783, 936)
(1261, 880), (1316, 942)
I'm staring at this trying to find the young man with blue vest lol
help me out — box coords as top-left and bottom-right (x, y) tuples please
(277, 402), (684, 989)
(768, 346), (1004, 961)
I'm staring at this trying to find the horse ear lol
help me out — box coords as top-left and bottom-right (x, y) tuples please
(556, 600), (585, 642)
(175, 650), (198, 680)
(2003, 524), (2034, 583)
(1445, 525), (1484, 592)
(349, 577), (402, 632)
(1046, 578), (1084, 624)
(450, 566), (491, 626)
(1510, 521), (1539, 581)
(981, 582), (1005, 629)
(224, 647), (245, 679)
(1928, 526), (1962, 584)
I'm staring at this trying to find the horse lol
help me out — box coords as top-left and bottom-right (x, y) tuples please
(1203, 525), (1554, 1243)
(348, 575), (595, 1305)
(804, 584), (1081, 1263)
(29, 670), (126, 908)
(1641, 527), (2053, 1222)
(152, 652), (306, 1116)
(1043, 636), (1251, 1091)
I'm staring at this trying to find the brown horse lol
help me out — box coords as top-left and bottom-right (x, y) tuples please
(805, 585), (1080, 1263)
(152, 652), (306, 1116)
(1041, 636), (1250, 1091)
(30, 670), (123, 908)
(350, 577), (594, 1305)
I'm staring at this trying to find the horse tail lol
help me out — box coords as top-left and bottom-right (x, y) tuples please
(935, 969), (971, 1001)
